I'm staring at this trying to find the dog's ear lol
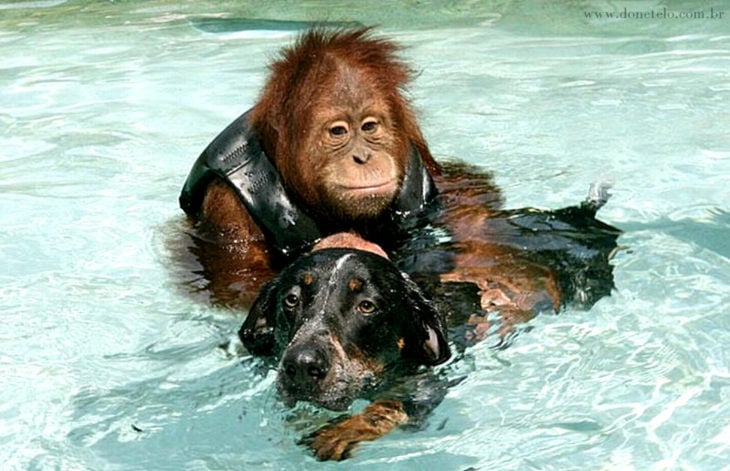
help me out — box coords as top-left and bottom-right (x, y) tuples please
(238, 280), (278, 356)
(401, 275), (451, 366)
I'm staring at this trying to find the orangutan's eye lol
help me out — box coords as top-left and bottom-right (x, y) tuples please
(361, 118), (378, 133)
(329, 121), (349, 137)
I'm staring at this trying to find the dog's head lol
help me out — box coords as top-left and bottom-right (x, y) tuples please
(239, 248), (450, 411)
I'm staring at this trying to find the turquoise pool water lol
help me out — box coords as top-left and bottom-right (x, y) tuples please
(1, 1), (728, 469)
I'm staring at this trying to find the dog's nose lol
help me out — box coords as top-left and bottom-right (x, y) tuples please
(282, 347), (329, 387)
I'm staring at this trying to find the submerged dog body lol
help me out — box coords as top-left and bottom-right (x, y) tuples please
(239, 194), (620, 460)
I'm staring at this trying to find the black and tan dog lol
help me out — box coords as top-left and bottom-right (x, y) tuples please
(239, 190), (621, 461)
(240, 244), (452, 461)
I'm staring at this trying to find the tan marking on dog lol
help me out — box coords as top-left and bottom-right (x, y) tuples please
(348, 278), (363, 292)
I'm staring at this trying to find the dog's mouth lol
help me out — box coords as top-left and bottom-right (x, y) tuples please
(276, 363), (380, 412)
(277, 377), (359, 412)
(278, 387), (354, 412)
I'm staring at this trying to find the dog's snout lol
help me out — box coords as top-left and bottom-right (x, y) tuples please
(282, 346), (329, 387)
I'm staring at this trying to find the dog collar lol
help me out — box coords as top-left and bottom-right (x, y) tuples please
(179, 109), (438, 258)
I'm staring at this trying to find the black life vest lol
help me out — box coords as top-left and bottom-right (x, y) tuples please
(179, 110), (438, 258)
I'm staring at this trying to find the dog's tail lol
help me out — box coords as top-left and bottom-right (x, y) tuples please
(581, 181), (613, 216)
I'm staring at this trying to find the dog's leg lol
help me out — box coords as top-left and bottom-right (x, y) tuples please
(301, 400), (408, 461)
(300, 371), (456, 461)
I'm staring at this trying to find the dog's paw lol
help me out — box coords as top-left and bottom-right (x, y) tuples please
(300, 401), (408, 461)
(301, 418), (362, 461)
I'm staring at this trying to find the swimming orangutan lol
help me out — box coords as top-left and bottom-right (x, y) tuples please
(179, 26), (618, 319)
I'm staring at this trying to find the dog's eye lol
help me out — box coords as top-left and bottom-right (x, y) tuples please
(283, 293), (300, 309)
(356, 300), (377, 315)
